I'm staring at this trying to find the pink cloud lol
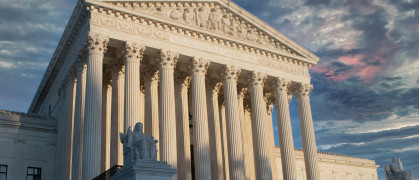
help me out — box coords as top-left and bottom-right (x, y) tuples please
(311, 54), (386, 82)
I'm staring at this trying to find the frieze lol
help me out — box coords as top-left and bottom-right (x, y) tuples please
(108, 1), (300, 56)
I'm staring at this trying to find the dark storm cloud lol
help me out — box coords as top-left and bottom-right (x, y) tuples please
(0, 0), (417, 179)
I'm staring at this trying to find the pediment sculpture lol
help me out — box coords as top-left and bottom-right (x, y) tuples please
(120, 122), (158, 166)
(106, 1), (301, 57)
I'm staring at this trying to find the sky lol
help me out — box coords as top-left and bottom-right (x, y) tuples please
(0, 0), (418, 179)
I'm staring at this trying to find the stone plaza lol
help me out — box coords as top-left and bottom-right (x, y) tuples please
(0, 0), (380, 179)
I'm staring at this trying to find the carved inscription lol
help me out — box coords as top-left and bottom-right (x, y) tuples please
(257, 58), (310, 77)
(90, 13), (168, 41)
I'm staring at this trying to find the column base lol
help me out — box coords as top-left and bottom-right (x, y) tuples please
(110, 160), (177, 180)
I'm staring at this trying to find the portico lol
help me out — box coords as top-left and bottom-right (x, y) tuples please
(31, 0), (321, 180)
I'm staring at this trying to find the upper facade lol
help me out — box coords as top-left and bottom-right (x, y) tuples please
(29, 0), (319, 114)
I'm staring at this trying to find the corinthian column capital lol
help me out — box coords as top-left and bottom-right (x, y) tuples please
(248, 71), (267, 87)
(175, 72), (191, 90)
(237, 85), (248, 99)
(190, 57), (210, 76)
(87, 33), (109, 55)
(207, 78), (222, 94)
(295, 83), (313, 98)
(157, 49), (179, 69)
(144, 64), (159, 81)
(274, 78), (291, 93)
(221, 64), (241, 82)
(122, 41), (145, 63)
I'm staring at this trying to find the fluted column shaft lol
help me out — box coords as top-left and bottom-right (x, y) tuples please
(219, 103), (230, 180)
(190, 58), (212, 180)
(266, 103), (279, 180)
(144, 65), (160, 160)
(175, 73), (192, 180)
(110, 61), (125, 166)
(56, 72), (76, 180)
(274, 78), (297, 180)
(249, 72), (272, 180)
(222, 65), (245, 180)
(72, 58), (87, 180)
(56, 83), (67, 180)
(207, 79), (224, 180)
(123, 42), (145, 132)
(237, 86), (254, 180)
(296, 83), (320, 180)
(158, 50), (178, 176)
(64, 72), (76, 180)
(82, 33), (108, 180)
(100, 75), (112, 172)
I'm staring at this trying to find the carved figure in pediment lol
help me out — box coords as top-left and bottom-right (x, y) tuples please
(170, 7), (183, 20)
(236, 20), (247, 39)
(208, 7), (223, 31)
(221, 12), (235, 36)
(246, 28), (259, 42)
(196, 7), (209, 28)
(183, 7), (195, 25)
(151, 4), (166, 16)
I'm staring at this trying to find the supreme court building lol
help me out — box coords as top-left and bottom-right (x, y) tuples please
(0, 0), (380, 180)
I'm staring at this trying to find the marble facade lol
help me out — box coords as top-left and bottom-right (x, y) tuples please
(13, 0), (380, 180)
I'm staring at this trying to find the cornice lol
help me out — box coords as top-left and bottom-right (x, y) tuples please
(86, 0), (318, 66)
(28, 1), (88, 113)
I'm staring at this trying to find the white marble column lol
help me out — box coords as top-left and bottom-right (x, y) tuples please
(274, 78), (297, 180)
(139, 83), (145, 125)
(64, 70), (76, 180)
(219, 102), (230, 180)
(175, 72), (192, 180)
(144, 65), (160, 160)
(72, 56), (87, 180)
(56, 72), (76, 180)
(157, 49), (178, 176)
(237, 86), (253, 180)
(123, 41), (145, 132)
(190, 57), (212, 180)
(266, 101), (279, 180)
(248, 72), (273, 180)
(56, 81), (66, 180)
(206, 79), (224, 180)
(244, 107), (256, 180)
(295, 83), (320, 180)
(100, 70), (112, 172)
(82, 33), (108, 180)
(222, 64), (245, 180)
(110, 60), (125, 167)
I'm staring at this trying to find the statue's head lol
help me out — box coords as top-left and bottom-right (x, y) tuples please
(392, 157), (396, 163)
(134, 122), (143, 133)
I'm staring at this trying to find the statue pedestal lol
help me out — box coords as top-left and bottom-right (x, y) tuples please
(109, 160), (177, 180)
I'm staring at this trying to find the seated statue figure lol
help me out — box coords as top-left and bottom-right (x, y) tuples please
(385, 157), (413, 180)
(120, 122), (158, 166)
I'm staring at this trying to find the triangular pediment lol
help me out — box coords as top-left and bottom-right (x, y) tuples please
(87, 0), (319, 64)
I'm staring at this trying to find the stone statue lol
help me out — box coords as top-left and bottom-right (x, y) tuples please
(196, 6), (209, 28)
(170, 8), (183, 20)
(385, 157), (413, 180)
(112, 122), (176, 180)
(208, 7), (222, 31)
(120, 122), (158, 166)
(183, 7), (195, 24)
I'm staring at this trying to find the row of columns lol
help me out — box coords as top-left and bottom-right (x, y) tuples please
(56, 32), (320, 180)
